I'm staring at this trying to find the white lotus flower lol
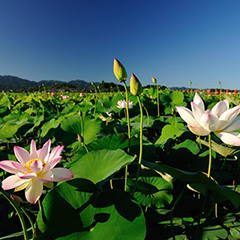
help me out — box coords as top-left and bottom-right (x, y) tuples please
(117, 100), (134, 109)
(0, 140), (73, 204)
(99, 112), (113, 122)
(176, 92), (240, 146)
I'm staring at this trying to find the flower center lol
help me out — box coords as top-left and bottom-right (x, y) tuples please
(24, 158), (45, 173)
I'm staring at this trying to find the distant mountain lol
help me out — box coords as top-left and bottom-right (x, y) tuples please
(0, 75), (38, 90)
(0, 75), (98, 91)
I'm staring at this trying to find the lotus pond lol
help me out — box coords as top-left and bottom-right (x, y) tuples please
(1, 66), (240, 240)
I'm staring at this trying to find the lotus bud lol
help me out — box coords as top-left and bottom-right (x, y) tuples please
(130, 73), (142, 96)
(10, 194), (23, 207)
(77, 134), (84, 143)
(152, 77), (157, 84)
(113, 58), (127, 82)
(78, 110), (82, 117)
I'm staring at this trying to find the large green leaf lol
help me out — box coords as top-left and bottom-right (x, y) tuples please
(200, 225), (228, 240)
(150, 163), (240, 209)
(128, 174), (173, 208)
(41, 116), (64, 137)
(0, 123), (19, 139)
(69, 149), (135, 184)
(61, 113), (102, 144)
(172, 139), (200, 155)
(170, 91), (184, 105)
(70, 133), (139, 161)
(35, 178), (146, 240)
(154, 123), (184, 146)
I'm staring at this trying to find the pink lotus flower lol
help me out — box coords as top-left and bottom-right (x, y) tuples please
(62, 95), (69, 99)
(176, 92), (240, 146)
(51, 92), (55, 97)
(80, 92), (84, 97)
(0, 140), (73, 204)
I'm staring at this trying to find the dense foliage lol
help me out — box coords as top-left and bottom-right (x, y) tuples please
(0, 88), (240, 240)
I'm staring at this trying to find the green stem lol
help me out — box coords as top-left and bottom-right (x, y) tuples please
(207, 134), (212, 178)
(123, 82), (131, 139)
(194, 190), (209, 239)
(79, 111), (84, 137)
(170, 186), (186, 240)
(220, 157), (227, 172)
(0, 188), (29, 240)
(83, 142), (89, 153)
(156, 84), (160, 117)
(142, 102), (149, 125)
(21, 207), (35, 235)
(132, 96), (143, 194)
(123, 82), (131, 192)
(137, 95), (143, 169)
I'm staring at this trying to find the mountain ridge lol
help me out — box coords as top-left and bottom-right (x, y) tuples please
(0, 75), (97, 91)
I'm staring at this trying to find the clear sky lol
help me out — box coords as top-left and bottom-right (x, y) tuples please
(0, 0), (240, 89)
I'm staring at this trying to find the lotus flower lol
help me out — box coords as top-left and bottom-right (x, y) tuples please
(117, 100), (133, 109)
(80, 92), (84, 97)
(176, 92), (240, 146)
(99, 112), (113, 122)
(62, 95), (69, 99)
(0, 140), (73, 204)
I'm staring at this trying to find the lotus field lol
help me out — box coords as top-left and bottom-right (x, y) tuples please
(1, 60), (240, 240)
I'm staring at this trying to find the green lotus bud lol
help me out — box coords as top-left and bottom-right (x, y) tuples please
(113, 58), (127, 82)
(77, 133), (84, 143)
(130, 73), (142, 96)
(10, 194), (23, 207)
(152, 77), (157, 84)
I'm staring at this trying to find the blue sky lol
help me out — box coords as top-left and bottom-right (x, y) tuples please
(0, 0), (240, 89)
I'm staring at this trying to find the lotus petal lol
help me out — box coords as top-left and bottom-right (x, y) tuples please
(14, 146), (30, 165)
(188, 124), (210, 136)
(25, 179), (43, 204)
(200, 113), (219, 132)
(216, 132), (240, 146)
(52, 168), (74, 181)
(176, 106), (199, 127)
(2, 175), (28, 190)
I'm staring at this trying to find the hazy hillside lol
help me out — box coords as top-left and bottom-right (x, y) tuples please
(0, 75), (96, 91)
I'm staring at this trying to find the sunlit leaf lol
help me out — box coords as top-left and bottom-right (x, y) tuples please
(35, 178), (146, 240)
(69, 149), (135, 184)
(155, 124), (184, 146)
(61, 113), (102, 144)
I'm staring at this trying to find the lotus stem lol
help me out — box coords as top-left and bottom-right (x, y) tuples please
(123, 82), (131, 140)
(21, 206), (35, 235)
(132, 95), (143, 194)
(207, 134), (212, 178)
(156, 84), (160, 117)
(0, 188), (29, 240)
(123, 81), (131, 192)
(91, 82), (97, 117)
(142, 102), (149, 125)
(170, 185), (186, 240)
